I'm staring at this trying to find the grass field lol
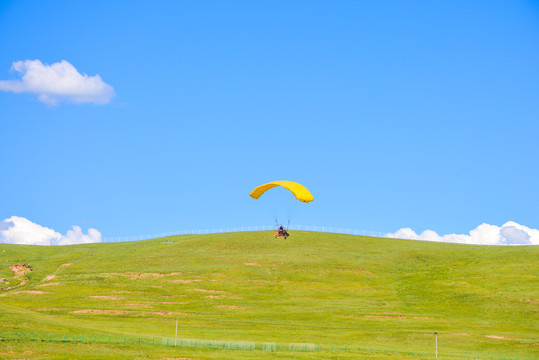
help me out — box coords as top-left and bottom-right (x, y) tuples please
(0, 231), (537, 359)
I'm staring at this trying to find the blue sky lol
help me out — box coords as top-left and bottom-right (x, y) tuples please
(1, 1), (538, 244)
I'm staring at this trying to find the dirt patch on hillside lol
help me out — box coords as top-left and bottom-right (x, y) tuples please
(170, 279), (201, 283)
(248, 279), (276, 283)
(37, 282), (61, 287)
(192, 288), (242, 299)
(44, 275), (56, 281)
(61, 263), (73, 267)
(0, 290), (47, 297)
(485, 335), (520, 340)
(9, 264), (32, 278)
(99, 272), (182, 280)
(366, 314), (407, 319)
(244, 262), (260, 266)
(89, 295), (123, 300)
(125, 302), (154, 309)
(215, 305), (245, 309)
(74, 309), (130, 315)
(73, 309), (196, 316)
(193, 288), (228, 293)
(157, 301), (187, 305)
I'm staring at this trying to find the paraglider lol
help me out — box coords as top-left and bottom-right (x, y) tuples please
(274, 224), (290, 239)
(249, 181), (313, 203)
(250, 181), (313, 239)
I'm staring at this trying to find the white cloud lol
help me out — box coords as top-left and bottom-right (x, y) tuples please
(57, 226), (101, 246)
(386, 221), (539, 246)
(0, 216), (101, 246)
(0, 60), (114, 105)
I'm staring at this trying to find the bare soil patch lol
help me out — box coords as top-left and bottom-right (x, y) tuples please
(193, 288), (228, 293)
(365, 314), (407, 319)
(37, 282), (61, 287)
(44, 275), (56, 281)
(99, 272), (182, 280)
(0, 290), (47, 297)
(9, 264), (32, 278)
(193, 288), (242, 299)
(215, 305), (245, 309)
(485, 335), (520, 340)
(89, 295), (123, 300)
(244, 262), (260, 266)
(74, 309), (130, 315)
(31, 308), (65, 312)
(126, 302), (154, 309)
(73, 309), (196, 316)
(157, 301), (187, 304)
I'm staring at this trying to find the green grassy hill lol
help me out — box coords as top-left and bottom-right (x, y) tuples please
(0, 231), (537, 359)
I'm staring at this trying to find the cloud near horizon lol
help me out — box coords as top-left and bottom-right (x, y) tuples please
(386, 221), (539, 246)
(0, 216), (101, 246)
(1, 216), (536, 246)
(0, 59), (114, 105)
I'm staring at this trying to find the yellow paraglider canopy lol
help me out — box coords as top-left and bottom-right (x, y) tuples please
(249, 181), (313, 203)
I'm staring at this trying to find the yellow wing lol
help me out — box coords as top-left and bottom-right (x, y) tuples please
(249, 181), (313, 203)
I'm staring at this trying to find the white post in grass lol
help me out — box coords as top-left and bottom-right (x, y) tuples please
(434, 332), (438, 358)
(175, 317), (178, 346)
